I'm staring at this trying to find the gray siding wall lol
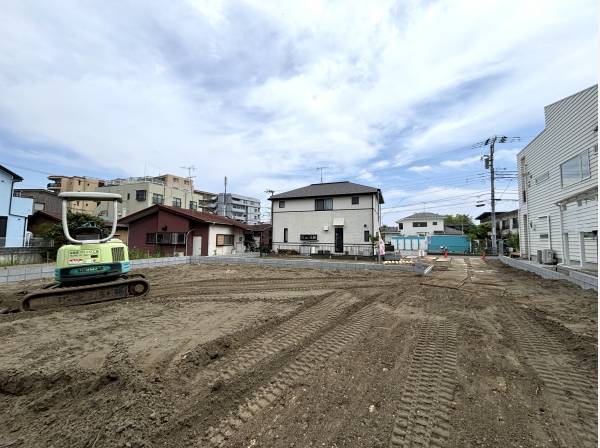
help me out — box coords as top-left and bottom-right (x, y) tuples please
(518, 85), (598, 264)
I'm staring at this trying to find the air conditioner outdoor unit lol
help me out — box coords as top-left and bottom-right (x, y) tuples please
(541, 249), (555, 264)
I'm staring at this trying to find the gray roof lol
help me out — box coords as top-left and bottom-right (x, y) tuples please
(397, 212), (445, 222)
(270, 181), (384, 203)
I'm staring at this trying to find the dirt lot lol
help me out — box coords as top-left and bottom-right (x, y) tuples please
(0, 258), (597, 448)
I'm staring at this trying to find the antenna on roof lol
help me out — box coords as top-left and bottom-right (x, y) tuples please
(180, 165), (196, 180)
(316, 166), (327, 183)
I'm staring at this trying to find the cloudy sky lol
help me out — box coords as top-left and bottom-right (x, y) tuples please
(0, 0), (597, 224)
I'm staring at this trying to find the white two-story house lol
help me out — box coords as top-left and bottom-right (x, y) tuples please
(396, 212), (445, 236)
(518, 85), (598, 269)
(269, 181), (383, 256)
(0, 165), (33, 247)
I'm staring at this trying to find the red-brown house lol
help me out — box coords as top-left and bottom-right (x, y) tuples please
(119, 204), (248, 256)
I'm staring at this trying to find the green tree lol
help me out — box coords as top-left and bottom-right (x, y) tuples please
(39, 211), (106, 260)
(444, 214), (474, 226)
(466, 222), (491, 240)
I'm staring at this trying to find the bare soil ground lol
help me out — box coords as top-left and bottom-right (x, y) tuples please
(0, 259), (597, 448)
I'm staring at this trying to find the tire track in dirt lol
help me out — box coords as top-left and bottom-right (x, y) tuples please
(203, 302), (387, 447)
(191, 291), (358, 385)
(389, 319), (458, 448)
(499, 302), (597, 448)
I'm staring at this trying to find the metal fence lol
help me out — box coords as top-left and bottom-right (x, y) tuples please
(273, 243), (374, 257)
(0, 237), (54, 248)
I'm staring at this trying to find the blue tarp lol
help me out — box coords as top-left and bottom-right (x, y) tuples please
(427, 235), (471, 254)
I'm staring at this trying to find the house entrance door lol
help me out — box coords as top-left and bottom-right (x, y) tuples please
(334, 227), (344, 253)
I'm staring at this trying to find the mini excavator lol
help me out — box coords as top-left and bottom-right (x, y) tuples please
(20, 192), (150, 311)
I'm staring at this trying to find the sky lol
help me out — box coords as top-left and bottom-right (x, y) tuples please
(0, 0), (597, 225)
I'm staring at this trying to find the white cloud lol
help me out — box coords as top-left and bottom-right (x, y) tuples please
(440, 156), (482, 168)
(0, 0), (596, 200)
(407, 164), (432, 173)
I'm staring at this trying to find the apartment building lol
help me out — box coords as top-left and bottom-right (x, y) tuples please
(518, 85), (598, 269)
(96, 174), (207, 220)
(46, 175), (104, 213)
(269, 181), (383, 256)
(195, 189), (218, 213)
(217, 193), (261, 225)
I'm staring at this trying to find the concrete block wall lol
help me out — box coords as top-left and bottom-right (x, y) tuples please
(499, 256), (598, 291)
(1, 253), (429, 285)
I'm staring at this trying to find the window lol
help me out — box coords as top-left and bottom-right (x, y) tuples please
(522, 189), (527, 203)
(315, 198), (333, 211)
(539, 233), (549, 240)
(152, 193), (164, 205)
(561, 150), (591, 187)
(127, 193), (131, 200)
(284, 228), (288, 243)
(398, 223), (403, 230)
(279, 200), (285, 208)
(364, 230), (370, 242)
(146, 232), (185, 244)
(0, 216), (7, 238)
(300, 234), (318, 241)
(351, 196), (359, 205)
(172, 197), (181, 207)
(136, 190), (147, 201)
(189, 201), (197, 210)
(432, 221), (437, 225)
(34, 202), (45, 211)
(216, 234), (234, 246)
(412, 222), (427, 227)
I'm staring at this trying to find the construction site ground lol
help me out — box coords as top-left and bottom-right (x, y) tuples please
(0, 258), (597, 448)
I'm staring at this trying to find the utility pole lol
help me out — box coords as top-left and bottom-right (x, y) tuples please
(224, 176), (228, 218)
(265, 189), (275, 251)
(475, 135), (521, 255)
(489, 138), (497, 255)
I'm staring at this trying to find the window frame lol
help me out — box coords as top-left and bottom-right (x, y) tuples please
(284, 228), (288, 243)
(561, 150), (591, 187)
(351, 196), (359, 205)
(279, 200), (285, 208)
(135, 190), (147, 202)
(364, 230), (370, 242)
(315, 197), (333, 211)
(172, 197), (182, 208)
(412, 222), (427, 228)
(216, 234), (234, 246)
(189, 201), (197, 210)
(300, 234), (318, 241)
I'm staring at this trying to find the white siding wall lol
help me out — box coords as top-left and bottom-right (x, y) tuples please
(272, 194), (380, 246)
(518, 85), (598, 265)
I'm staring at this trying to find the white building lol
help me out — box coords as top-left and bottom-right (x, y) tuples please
(518, 85), (598, 269)
(216, 193), (261, 225)
(269, 181), (383, 256)
(0, 165), (33, 247)
(396, 212), (445, 236)
(96, 174), (213, 219)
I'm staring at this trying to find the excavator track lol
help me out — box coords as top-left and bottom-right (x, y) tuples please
(20, 274), (150, 312)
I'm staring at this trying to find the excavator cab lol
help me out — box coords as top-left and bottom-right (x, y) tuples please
(20, 192), (150, 311)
